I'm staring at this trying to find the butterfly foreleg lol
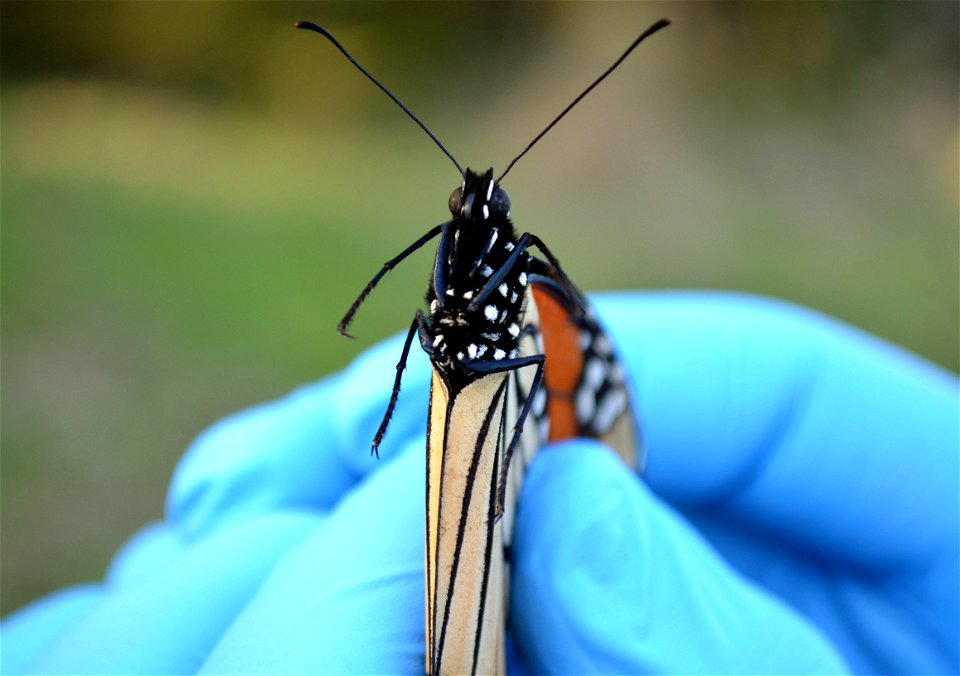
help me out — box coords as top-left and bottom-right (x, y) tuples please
(371, 310), (430, 457)
(339, 222), (447, 337)
(465, 233), (533, 314)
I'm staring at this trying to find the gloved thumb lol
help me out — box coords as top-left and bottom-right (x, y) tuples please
(509, 440), (849, 674)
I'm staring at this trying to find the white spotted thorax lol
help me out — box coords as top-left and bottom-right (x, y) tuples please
(426, 168), (527, 387)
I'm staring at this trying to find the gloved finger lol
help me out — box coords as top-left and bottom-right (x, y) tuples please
(596, 292), (958, 574)
(198, 437), (427, 675)
(167, 332), (432, 541)
(1, 523), (179, 673)
(511, 439), (850, 675)
(679, 507), (957, 675)
(104, 521), (182, 587)
(0, 585), (102, 675)
(24, 512), (318, 675)
(3, 520), (222, 673)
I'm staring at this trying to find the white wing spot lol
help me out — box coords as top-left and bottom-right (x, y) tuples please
(486, 179), (495, 200)
(504, 242), (515, 252)
(446, 288), (455, 297)
(482, 204), (490, 220)
(432, 334), (444, 347)
(498, 282), (508, 297)
(476, 344), (488, 358)
(518, 272), (527, 286)
(533, 384), (547, 414)
(430, 299), (440, 313)
(539, 417), (549, 444)
(493, 349), (506, 360)
(594, 334), (612, 356)
(510, 291), (518, 304)
(585, 358), (607, 392)
(484, 305), (499, 321)
(463, 290), (474, 300)
(481, 265), (494, 278)
(595, 389), (627, 432)
(456, 351), (465, 361)
(508, 323), (520, 337)
(499, 309), (508, 323)
(576, 386), (596, 423)
(467, 343), (478, 360)
(481, 332), (501, 341)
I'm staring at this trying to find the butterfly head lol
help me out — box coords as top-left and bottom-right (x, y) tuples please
(448, 168), (510, 222)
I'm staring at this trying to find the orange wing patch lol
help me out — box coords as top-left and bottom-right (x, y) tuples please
(531, 281), (583, 442)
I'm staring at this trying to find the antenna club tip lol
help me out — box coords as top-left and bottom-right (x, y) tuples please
(295, 20), (321, 32)
(650, 18), (671, 32)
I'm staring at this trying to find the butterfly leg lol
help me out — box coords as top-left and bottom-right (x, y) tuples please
(371, 311), (430, 457)
(465, 232), (584, 318)
(464, 232), (534, 314)
(464, 353), (546, 518)
(339, 222), (447, 336)
(526, 234), (587, 316)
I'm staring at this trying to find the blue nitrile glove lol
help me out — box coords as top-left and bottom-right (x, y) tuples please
(2, 292), (957, 675)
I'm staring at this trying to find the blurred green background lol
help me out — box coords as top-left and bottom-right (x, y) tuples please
(2, 2), (957, 616)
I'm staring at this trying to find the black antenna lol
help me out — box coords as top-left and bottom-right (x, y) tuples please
(498, 18), (670, 183)
(296, 20), (465, 178)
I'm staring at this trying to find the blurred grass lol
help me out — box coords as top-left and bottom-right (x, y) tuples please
(2, 2), (957, 615)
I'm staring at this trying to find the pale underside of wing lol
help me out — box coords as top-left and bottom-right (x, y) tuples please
(427, 371), (507, 676)
(425, 294), (544, 676)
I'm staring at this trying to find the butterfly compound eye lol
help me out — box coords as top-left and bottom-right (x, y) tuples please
(491, 187), (511, 216)
(448, 186), (464, 215)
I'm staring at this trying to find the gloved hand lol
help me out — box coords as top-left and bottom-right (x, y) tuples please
(3, 293), (957, 675)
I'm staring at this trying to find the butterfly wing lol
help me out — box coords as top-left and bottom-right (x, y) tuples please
(529, 263), (641, 468)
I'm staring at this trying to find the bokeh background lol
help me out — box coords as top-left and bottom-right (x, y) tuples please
(2, 2), (957, 616)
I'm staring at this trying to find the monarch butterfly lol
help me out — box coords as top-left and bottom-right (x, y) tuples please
(297, 18), (668, 674)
